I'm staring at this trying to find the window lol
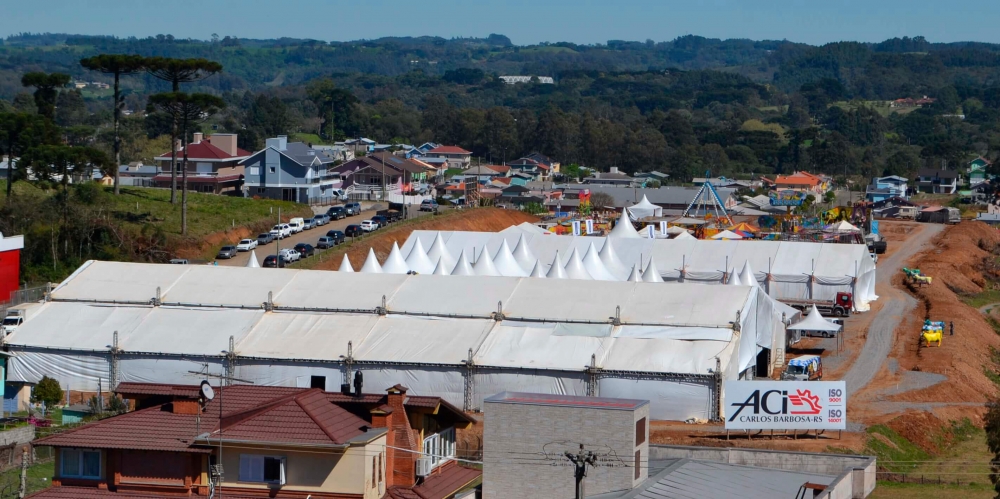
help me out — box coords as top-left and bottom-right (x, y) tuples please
(61, 449), (101, 479)
(635, 450), (641, 480)
(269, 166), (276, 174)
(256, 187), (266, 194)
(239, 454), (285, 485)
(423, 427), (456, 467)
(310, 376), (326, 390)
(635, 417), (646, 445)
(249, 167), (259, 176)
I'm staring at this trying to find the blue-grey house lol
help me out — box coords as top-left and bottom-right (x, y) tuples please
(866, 175), (908, 202)
(241, 136), (343, 203)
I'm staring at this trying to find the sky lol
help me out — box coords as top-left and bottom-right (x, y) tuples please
(5, 0), (1000, 46)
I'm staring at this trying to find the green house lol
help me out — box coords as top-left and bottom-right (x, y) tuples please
(968, 156), (992, 187)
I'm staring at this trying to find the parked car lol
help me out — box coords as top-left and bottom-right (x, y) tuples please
(217, 245), (237, 259)
(370, 215), (388, 228)
(278, 248), (300, 262)
(316, 236), (336, 249)
(236, 239), (258, 251)
(303, 218), (317, 230)
(345, 202), (362, 216)
(270, 224), (291, 239)
(294, 243), (315, 258)
(257, 233), (275, 245)
(288, 218), (305, 233)
(262, 255), (288, 268)
(169, 258), (189, 265)
(360, 220), (378, 232)
(326, 230), (345, 245)
(327, 206), (346, 220)
(315, 213), (331, 225)
(420, 199), (439, 213)
(345, 225), (363, 237)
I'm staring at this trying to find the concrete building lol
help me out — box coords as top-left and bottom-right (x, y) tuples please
(483, 392), (649, 499)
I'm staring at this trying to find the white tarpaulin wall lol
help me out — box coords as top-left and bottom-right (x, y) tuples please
(5, 261), (790, 421)
(401, 229), (878, 310)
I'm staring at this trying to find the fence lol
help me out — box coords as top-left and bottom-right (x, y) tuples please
(117, 177), (154, 187)
(0, 285), (49, 320)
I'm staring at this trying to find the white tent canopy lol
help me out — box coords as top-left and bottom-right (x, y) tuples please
(609, 210), (642, 238)
(627, 195), (663, 219)
(787, 305), (842, 332)
(404, 239), (435, 274)
(382, 242), (410, 274)
(401, 227), (879, 311)
(673, 231), (696, 240)
(246, 250), (260, 268)
(828, 220), (860, 232)
(12, 260), (786, 421)
(711, 230), (743, 240)
(359, 249), (383, 273)
(492, 240), (528, 277)
(337, 254), (354, 272)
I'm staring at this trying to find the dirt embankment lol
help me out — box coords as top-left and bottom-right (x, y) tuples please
(171, 208), (314, 260)
(310, 208), (540, 271)
(873, 221), (1000, 418)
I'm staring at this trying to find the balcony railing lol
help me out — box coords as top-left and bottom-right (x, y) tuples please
(422, 427), (456, 468)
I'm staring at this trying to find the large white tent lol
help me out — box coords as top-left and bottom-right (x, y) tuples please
(401, 226), (878, 311)
(627, 195), (663, 219)
(6, 260), (786, 422)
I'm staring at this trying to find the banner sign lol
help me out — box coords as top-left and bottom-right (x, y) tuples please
(724, 381), (846, 430)
(586, 219), (594, 234)
(769, 190), (806, 207)
(646, 225), (655, 238)
(870, 219), (879, 236)
(572, 220), (581, 236)
(659, 221), (668, 235)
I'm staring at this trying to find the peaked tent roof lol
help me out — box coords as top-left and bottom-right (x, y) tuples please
(405, 239), (436, 274)
(599, 238), (630, 280)
(491, 240), (528, 277)
(582, 243), (617, 281)
(609, 210), (642, 239)
(432, 258), (449, 275)
(512, 234), (538, 273)
(246, 250), (260, 268)
(627, 194), (663, 219)
(828, 220), (860, 232)
(427, 233), (456, 273)
(787, 305), (841, 332)
(472, 247), (501, 276)
(739, 261), (759, 287)
(529, 261), (546, 278)
(563, 248), (593, 280)
(727, 271), (743, 286)
(546, 251), (567, 279)
(673, 231), (696, 240)
(711, 230), (743, 240)
(382, 242), (410, 274)
(360, 249), (384, 273)
(642, 259), (664, 283)
(626, 265), (642, 282)
(450, 252), (475, 276)
(338, 254), (355, 272)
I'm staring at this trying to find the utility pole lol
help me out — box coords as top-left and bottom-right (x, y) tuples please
(564, 444), (597, 499)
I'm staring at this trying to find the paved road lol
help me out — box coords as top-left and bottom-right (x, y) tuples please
(216, 204), (432, 267)
(840, 222), (946, 394)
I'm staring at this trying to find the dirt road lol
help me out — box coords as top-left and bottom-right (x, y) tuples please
(216, 205), (431, 267)
(841, 222), (945, 394)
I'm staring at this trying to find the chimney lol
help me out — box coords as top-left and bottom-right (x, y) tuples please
(171, 399), (201, 415)
(192, 132), (204, 144)
(210, 133), (239, 156)
(353, 371), (364, 397)
(386, 385), (417, 487)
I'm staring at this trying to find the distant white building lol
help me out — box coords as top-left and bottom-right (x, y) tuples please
(499, 75), (554, 84)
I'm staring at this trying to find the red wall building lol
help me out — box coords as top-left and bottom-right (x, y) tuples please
(0, 234), (24, 302)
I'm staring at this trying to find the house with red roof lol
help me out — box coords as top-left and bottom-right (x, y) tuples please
(153, 133), (251, 195)
(28, 382), (478, 499)
(423, 146), (472, 169)
(772, 171), (830, 194)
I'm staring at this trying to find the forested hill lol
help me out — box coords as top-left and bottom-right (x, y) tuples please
(6, 33), (1000, 100)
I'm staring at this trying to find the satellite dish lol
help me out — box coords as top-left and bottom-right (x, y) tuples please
(200, 380), (215, 401)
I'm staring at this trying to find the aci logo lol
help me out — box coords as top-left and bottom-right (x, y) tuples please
(728, 389), (824, 421)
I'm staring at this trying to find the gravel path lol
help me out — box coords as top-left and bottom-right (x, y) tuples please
(841, 223), (946, 394)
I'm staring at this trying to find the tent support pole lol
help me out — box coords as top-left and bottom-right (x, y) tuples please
(224, 335), (237, 387)
(712, 357), (723, 422)
(463, 348), (477, 412)
(343, 341), (355, 388)
(108, 330), (121, 391)
(586, 354), (601, 397)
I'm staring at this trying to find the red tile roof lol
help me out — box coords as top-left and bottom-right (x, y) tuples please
(402, 461), (482, 499)
(115, 382), (200, 399)
(27, 486), (261, 499)
(35, 385), (372, 452)
(488, 165), (510, 174)
(155, 140), (250, 161)
(427, 146), (472, 155)
(492, 177), (512, 185)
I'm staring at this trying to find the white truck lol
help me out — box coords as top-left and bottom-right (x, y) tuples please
(2, 309), (28, 337)
(288, 217), (305, 234)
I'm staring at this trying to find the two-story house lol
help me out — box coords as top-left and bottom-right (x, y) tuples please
(866, 175), (908, 202)
(916, 168), (960, 194)
(771, 171), (829, 194)
(241, 136), (343, 203)
(333, 153), (433, 195)
(423, 146), (472, 169)
(582, 167), (637, 186)
(29, 382), (478, 499)
(506, 158), (552, 181)
(152, 133), (250, 195)
(968, 156), (992, 187)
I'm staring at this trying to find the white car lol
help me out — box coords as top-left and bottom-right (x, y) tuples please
(278, 248), (300, 262)
(270, 224), (291, 239)
(236, 239), (258, 252)
(360, 220), (378, 232)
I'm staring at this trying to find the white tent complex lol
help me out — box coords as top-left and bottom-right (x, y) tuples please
(6, 260), (786, 422)
(401, 226), (879, 311)
(787, 305), (842, 339)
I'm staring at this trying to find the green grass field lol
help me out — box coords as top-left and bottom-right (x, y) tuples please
(0, 181), (312, 238)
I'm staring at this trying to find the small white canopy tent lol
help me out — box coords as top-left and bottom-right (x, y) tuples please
(432, 258), (449, 275)
(627, 195), (663, 219)
(582, 243), (617, 281)
(626, 265), (642, 282)
(609, 210), (642, 239)
(246, 250), (260, 268)
(473, 247), (501, 276)
(787, 305), (841, 334)
(599, 239), (630, 280)
(337, 254), (354, 272)
(727, 271), (743, 286)
(711, 230), (743, 240)
(828, 220), (860, 232)
(563, 248), (593, 280)
(546, 251), (567, 279)
(739, 261), (759, 287)
(529, 261), (546, 278)
(426, 234), (456, 273)
(664, 225), (691, 235)
(642, 259), (664, 283)
(492, 240), (528, 277)
(673, 231), (696, 240)
(512, 234), (538, 273)
(451, 252), (475, 276)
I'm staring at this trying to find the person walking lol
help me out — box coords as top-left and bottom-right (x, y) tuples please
(950, 321), (954, 336)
